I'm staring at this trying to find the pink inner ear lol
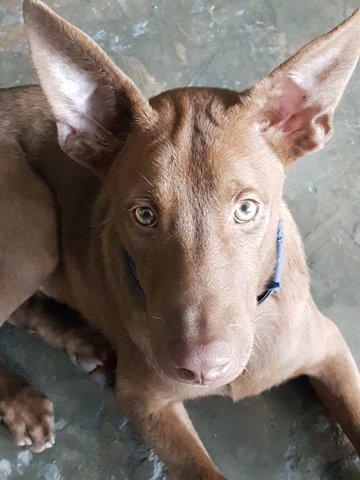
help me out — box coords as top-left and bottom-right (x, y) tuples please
(273, 77), (310, 133)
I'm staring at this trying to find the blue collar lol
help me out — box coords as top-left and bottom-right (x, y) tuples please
(256, 220), (284, 305)
(124, 220), (284, 305)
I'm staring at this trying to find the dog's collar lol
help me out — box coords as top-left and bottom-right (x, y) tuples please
(256, 220), (284, 305)
(123, 220), (284, 305)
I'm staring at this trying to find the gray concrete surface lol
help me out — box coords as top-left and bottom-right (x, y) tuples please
(1, 1), (360, 479)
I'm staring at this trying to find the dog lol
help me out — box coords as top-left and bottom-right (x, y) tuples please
(0, 0), (359, 477)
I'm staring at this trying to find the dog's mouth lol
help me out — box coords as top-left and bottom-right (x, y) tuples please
(146, 332), (254, 389)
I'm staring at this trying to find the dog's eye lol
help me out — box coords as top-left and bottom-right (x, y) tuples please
(133, 206), (157, 227)
(234, 200), (258, 223)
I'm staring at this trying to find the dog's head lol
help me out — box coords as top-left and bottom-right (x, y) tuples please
(24, 0), (360, 387)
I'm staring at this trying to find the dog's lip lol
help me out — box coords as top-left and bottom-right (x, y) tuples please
(175, 376), (232, 388)
(175, 377), (220, 387)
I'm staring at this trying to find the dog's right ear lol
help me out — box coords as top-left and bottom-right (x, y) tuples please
(23, 0), (154, 178)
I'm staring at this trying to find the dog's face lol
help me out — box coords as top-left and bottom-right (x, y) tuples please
(23, 0), (360, 386)
(108, 88), (284, 386)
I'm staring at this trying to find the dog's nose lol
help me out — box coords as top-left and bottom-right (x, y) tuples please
(169, 339), (232, 385)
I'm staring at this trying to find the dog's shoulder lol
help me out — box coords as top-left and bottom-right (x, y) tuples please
(0, 84), (57, 155)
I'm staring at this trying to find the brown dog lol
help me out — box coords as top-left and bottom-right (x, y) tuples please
(0, 0), (360, 477)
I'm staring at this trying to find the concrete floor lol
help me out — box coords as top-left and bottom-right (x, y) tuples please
(1, 0), (360, 479)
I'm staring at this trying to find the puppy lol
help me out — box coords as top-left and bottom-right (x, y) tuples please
(0, 1), (359, 477)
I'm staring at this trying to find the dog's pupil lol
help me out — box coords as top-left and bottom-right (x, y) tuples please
(241, 203), (250, 214)
(141, 208), (153, 222)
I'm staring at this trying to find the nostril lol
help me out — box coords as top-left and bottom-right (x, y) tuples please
(175, 368), (197, 382)
(175, 361), (232, 384)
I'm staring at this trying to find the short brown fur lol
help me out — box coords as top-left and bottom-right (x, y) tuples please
(0, 1), (360, 477)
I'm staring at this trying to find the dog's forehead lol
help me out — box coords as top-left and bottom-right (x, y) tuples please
(149, 86), (242, 153)
(129, 87), (282, 204)
(113, 86), (283, 229)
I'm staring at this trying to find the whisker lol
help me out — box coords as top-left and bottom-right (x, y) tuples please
(251, 312), (286, 324)
(138, 172), (154, 187)
(239, 372), (250, 384)
(151, 315), (169, 326)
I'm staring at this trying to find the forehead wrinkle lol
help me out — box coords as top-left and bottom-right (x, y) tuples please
(141, 96), (194, 204)
(171, 105), (221, 257)
(147, 92), (232, 257)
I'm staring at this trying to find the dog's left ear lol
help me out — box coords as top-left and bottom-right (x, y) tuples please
(23, 0), (154, 178)
(250, 9), (360, 163)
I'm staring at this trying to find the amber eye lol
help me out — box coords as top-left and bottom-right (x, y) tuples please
(234, 200), (258, 223)
(133, 206), (157, 227)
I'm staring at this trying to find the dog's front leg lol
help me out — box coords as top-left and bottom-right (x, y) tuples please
(9, 293), (112, 375)
(116, 377), (226, 480)
(304, 311), (360, 453)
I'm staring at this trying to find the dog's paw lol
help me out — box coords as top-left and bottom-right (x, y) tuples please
(65, 328), (112, 374)
(0, 384), (55, 453)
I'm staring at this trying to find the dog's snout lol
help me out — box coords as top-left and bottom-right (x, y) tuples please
(169, 339), (232, 385)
